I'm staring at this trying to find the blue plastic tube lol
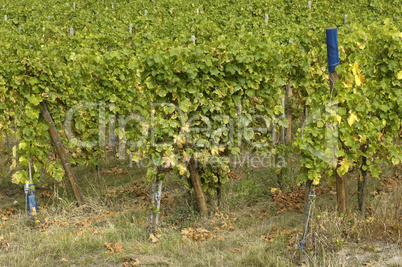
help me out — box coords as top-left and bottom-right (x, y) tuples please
(326, 28), (339, 73)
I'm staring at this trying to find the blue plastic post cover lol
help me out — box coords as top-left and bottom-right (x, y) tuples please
(27, 183), (38, 215)
(326, 28), (339, 73)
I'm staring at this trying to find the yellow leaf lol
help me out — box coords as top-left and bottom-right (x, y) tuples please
(397, 70), (402, 80)
(343, 80), (352, 88)
(347, 112), (358, 126)
(182, 123), (190, 133)
(335, 115), (342, 123)
(211, 146), (219, 156)
(312, 172), (320, 185)
(351, 62), (360, 75)
(178, 163), (187, 176)
(337, 158), (351, 176)
(355, 75), (361, 86)
(182, 151), (190, 162)
(270, 188), (279, 194)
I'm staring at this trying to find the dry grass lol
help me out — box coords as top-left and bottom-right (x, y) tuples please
(0, 154), (401, 266)
(301, 167), (402, 266)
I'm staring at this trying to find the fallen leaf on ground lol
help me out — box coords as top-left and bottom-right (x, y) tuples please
(149, 233), (158, 243)
(104, 242), (123, 254)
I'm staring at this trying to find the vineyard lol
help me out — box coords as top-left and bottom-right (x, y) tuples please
(0, 0), (401, 266)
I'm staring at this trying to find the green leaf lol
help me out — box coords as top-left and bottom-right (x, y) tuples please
(369, 165), (381, 178)
(179, 98), (191, 113)
(28, 95), (42, 106)
(243, 128), (254, 140)
(12, 170), (27, 184)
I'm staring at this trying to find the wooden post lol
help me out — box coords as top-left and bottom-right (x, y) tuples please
(188, 156), (208, 217)
(326, 28), (347, 214)
(358, 155), (368, 216)
(301, 107), (308, 136)
(344, 15), (347, 24)
(329, 71), (348, 213)
(40, 102), (85, 206)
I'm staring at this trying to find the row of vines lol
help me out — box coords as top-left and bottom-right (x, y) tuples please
(0, 0), (401, 217)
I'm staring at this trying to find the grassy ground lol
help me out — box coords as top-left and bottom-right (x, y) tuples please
(0, 154), (401, 266)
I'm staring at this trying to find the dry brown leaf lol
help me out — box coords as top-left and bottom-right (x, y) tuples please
(104, 242), (123, 254)
(181, 228), (190, 235)
(123, 258), (141, 267)
(31, 207), (37, 216)
(149, 233), (158, 243)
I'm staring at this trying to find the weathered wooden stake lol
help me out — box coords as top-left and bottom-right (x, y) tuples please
(301, 107), (308, 136)
(326, 27), (347, 214)
(40, 102), (84, 206)
(188, 156), (208, 217)
(358, 156), (368, 217)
